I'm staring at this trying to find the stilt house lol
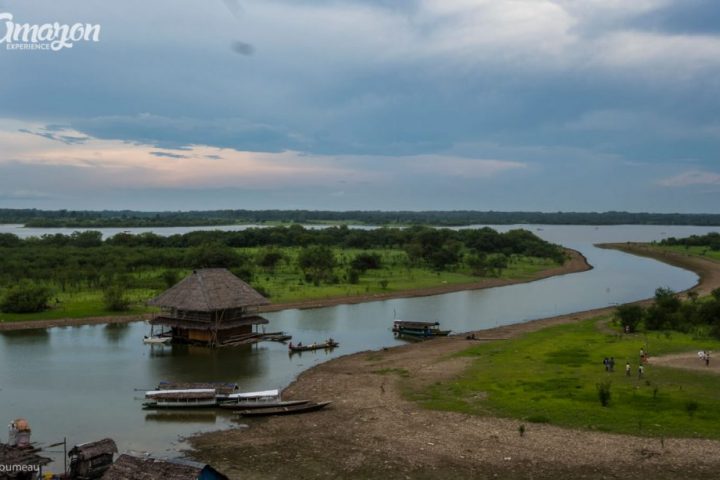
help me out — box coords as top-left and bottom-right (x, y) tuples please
(148, 268), (269, 347)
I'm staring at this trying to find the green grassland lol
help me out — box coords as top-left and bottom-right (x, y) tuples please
(410, 317), (720, 439)
(656, 244), (720, 262)
(0, 247), (559, 323)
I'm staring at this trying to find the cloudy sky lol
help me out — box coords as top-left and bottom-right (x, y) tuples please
(1, 0), (719, 212)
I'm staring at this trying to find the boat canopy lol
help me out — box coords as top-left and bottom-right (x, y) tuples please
(145, 388), (216, 397)
(227, 389), (279, 399)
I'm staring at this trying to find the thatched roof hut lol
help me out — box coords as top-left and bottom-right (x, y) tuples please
(148, 268), (270, 347)
(102, 454), (228, 480)
(148, 268), (269, 312)
(0, 443), (51, 479)
(69, 438), (118, 479)
(68, 438), (118, 461)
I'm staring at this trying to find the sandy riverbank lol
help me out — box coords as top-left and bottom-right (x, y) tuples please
(189, 245), (720, 480)
(0, 249), (590, 332)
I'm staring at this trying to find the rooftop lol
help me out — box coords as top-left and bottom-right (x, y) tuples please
(148, 268), (269, 312)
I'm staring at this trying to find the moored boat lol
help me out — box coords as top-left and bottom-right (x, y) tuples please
(392, 320), (451, 338)
(217, 389), (310, 409)
(288, 339), (339, 353)
(143, 335), (172, 344)
(143, 388), (218, 409)
(236, 401), (332, 417)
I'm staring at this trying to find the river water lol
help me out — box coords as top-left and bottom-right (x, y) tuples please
(0, 224), (717, 470)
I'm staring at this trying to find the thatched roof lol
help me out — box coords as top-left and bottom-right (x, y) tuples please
(0, 443), (51, 477)
(102, 454), (228, 480)
(69, 438), (118, 460)
(148, 269), (269, 311)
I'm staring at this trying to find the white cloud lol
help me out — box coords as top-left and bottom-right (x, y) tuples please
(658, 170), (720, 187)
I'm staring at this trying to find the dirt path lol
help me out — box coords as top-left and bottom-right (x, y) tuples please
(189, 246), (720, 480)
(651, 352), (720, 374)
(0, 249), (590, 332)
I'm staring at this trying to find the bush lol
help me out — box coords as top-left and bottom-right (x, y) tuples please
(615, 304), (644, 333)
(103, 284), (130, 311)
(162, 270), (180, 288)
(597, 381), (612, 407)
(351, 253), (382, 273)
(1, 280), (52, 313)
(685, 400), (699, 418)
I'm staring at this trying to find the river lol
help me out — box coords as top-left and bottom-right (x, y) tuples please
(0, 224), (717, 472)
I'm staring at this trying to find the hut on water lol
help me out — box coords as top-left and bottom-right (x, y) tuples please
(102, 454), (228, 480)
(148, 268), (269, 347)
(68, 438), (118, 479)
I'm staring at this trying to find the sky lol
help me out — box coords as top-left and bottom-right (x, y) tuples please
(0, 0), (719, 212)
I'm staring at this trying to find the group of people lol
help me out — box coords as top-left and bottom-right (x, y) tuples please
(602, 347), (648, 378)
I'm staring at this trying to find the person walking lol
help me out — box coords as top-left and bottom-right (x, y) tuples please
(603, 357), (609, 372)
(638, 364), (644, 379)
(705, 351), (711, 367)
(625, 362), (631, 376)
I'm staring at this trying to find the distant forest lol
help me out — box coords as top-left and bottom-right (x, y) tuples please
(2, 209), (720, 228)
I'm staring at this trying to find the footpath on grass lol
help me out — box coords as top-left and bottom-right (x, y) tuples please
(189, 244), (720, 480)
(0, 248), (590, 332)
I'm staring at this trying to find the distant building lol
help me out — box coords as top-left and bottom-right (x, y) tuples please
(102, 454), (228, 480)
(68, 438), (118, 479)
(148, 268), (269, 347)
(0, 443), (51, 480)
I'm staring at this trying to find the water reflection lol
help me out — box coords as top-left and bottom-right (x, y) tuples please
(103, 323), (131, 344)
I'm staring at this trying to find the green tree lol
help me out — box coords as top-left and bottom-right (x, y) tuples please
(103, 284), (130, 311)
(615, 304), (644, 333)
(1, 280), (52, 313)
(186, 243), (243, 269)
(298, 245), (336, 285)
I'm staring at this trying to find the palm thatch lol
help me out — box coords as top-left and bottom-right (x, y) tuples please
(102, 454), (228, 480)
(68, 438), (118, 461)
(148, 269), (268, 312)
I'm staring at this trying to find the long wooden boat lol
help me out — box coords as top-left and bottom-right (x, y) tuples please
(156, 381), (238, 399)
(219, 399), (309, 410)
(288, 340), (339, 352)
(236, 401), (332, 417)
(392, 320), (451, 338)
(143, 389), (218, 409)
(217, 389), (310, 410)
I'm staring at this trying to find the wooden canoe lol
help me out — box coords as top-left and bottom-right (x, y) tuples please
(236, 401), (332, 417)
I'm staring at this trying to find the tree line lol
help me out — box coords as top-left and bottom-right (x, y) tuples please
(3, 208), (720, 227)
(0, 226), (565, 313)
(616, 288), (720, 338)
(660, 232), (720, 250)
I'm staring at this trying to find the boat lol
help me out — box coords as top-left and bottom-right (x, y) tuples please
(392, 320), (451, 338)
(143, 335), (172, 345)
(236, 401), (332, 417)
(218, 389), (310, 410)
(143, 389), (218, 409)
(262, 333), (293, 342)
(156, 381), (238, 400)
(288, 340), (339, 352)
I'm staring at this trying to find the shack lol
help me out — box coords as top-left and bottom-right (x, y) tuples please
(102, 454), (228, 480)
(148, 268), (270, 347)
(68, 438), (118, 479)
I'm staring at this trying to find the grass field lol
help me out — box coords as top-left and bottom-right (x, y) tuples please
(656, 244), (720, 262)
(411, 317), (720, 439)
(0, 247), (560, 322)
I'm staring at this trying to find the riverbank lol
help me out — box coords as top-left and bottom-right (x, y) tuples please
(0, 249), (590, 332)
(189, 244), (720, 479)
